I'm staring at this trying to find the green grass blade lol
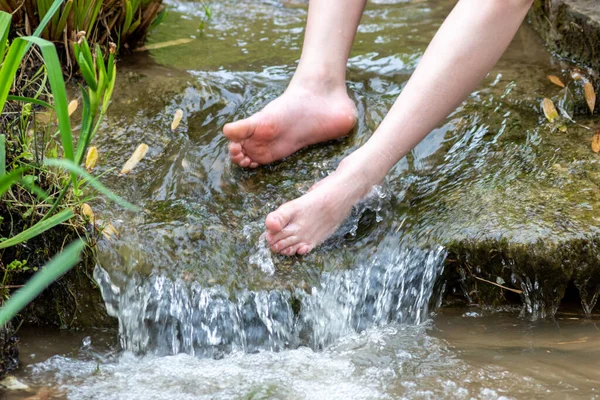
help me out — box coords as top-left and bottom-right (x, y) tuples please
(0, 11), (11, 62)
(31, 0), (64, 38)
(44, 158), (141, 211)
(52, 0), (72, 39)
(0, 39), (28, 112)
(0, 167), (27, 196)
(74, 86), (92, 164)
(21, 37), (74, 166)
(0, 208), (74, 249)
(0, 134), (5, 178)
(0, 239), (85, 327)
(7, 95), (54, 109)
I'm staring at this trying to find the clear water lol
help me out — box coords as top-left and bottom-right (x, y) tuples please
(8, 0), (600, 398)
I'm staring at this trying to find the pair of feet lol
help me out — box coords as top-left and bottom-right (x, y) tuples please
(224, 82), (380, 256)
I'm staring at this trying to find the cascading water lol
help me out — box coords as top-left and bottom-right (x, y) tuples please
(94, 244), (446, 357)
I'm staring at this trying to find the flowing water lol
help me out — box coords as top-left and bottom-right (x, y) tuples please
(7, 0), (600, 398)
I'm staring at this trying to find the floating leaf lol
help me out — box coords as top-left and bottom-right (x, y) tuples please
(542, 98), (558, 122)
(81, 203), (95, 224)
(135, 38), (194, 52)
(85, 146), (98, 171)
(68, 99), (78, 116)
(584, 82), (596, 114)
(171, 109), (183, 131)
(119, 144), (149, 175)
(592, 131), (600, 153)
(547, 75), (565, 88)
(101, 223), (119, 240)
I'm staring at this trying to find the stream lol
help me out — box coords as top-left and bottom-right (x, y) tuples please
(6, 0), (600, 398)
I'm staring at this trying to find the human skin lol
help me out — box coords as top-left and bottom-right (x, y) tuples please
(224, 0), (534, 256)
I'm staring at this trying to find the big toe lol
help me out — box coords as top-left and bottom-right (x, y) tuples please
(223, 115), (258, 141)
(265, 204), (294, 235)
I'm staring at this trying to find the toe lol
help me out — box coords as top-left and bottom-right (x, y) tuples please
(265, 204), (295, 234)
(231, 152), (245, 164)
(297, 244), (312, 255)
(229, 142), (243, 156)
(239, 156), (252, 167)
(271, 235), (300, 253)
(223, 115), (258, 141)
(249, 162), (259, 168)
(282, 242), (305, 256)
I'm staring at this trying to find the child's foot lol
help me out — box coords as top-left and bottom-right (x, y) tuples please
(264, 150), (384, 255)
(223, 82), (357, 167)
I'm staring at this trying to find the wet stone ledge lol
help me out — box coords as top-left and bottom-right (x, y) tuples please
(529, 0), (600, 71)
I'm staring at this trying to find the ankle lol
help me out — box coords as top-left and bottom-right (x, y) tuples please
(337, 148), (389, 196)
(289, 63), (346, 93)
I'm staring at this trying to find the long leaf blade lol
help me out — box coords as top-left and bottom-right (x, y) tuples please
(20, 37), (74, 164)
(44, 158), (140, 211)
(0, 209), (74, 249)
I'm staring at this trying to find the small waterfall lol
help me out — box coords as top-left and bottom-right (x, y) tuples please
(95, 245), (446, 357)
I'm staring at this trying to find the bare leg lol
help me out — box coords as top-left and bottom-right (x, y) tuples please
(223, 0), (367, 168)
(266, 0), (534, 255)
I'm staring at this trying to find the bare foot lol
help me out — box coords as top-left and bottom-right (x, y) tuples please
(223, 82), (357, 167)
(264, 151), (384, 255)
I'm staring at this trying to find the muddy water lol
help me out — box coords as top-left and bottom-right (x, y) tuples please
(9, 0), (600, 398)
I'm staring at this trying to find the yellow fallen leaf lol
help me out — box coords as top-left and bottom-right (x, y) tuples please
(101, 223), (119, 240)
(592, 131), (600, 153)
(542, 98), (558, 122)
(85, 146), (98, 172)
(80, 203), (95, 224)
(584, 82), (596, 114)
(119, 144), (149, 175)
(135, 38), (194, 52)
(68, 99), (78, 116)
(547, 75), (565, 88)
(171, 109), (183, 131)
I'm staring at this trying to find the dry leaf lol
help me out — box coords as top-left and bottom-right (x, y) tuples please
(101, 223), (119, 240)
(81, 203), (95, 224)
(135, 38), (194, 52)
(171, 109), (183, 131)
(547, 75), (565, 88)
(592, 131), (600, 153)
(584, 82), (596, 114)
(542, 98), (558, 122)
(68, 99), (78, 116)
(85, 146), (98, 171)
(119, 144), (149, 175)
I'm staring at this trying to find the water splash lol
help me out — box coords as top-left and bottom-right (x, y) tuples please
(94, 245), (446, 357)
(249, 233), (275, 275)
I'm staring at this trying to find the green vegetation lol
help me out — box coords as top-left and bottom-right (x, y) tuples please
(0, 2), (136, 331)
(0, 0), (166, 62)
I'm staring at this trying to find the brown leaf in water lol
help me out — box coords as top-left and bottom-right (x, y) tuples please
(171, 109), (183, 131)
(584, 82), (596, 114)
(135, 38), (194, 52)
(542, 98), (558, 122)
(81, 203), (95, 224)
(68, 99), (78, 116)
(592, 131), (600, 153)
(101, 223), (119, 240)
(547, 75), (565, 88)
(85, 146), (98, 171)
(119, 144), (149, 175)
